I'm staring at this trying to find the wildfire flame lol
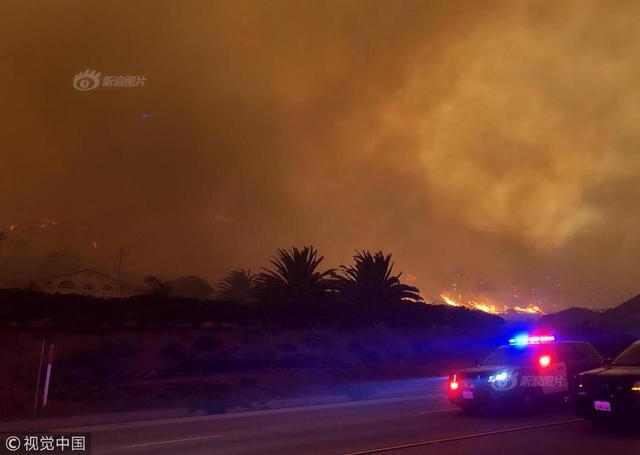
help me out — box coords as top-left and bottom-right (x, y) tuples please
(513, 304), (544, 314)
(468, 300), (507, 315)
(440, 293), (461, 307)
(438, 292), (545, 316)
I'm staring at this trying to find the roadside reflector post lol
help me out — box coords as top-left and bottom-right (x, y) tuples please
(33, 339), (46, 414)
(42, 344), (55, 408)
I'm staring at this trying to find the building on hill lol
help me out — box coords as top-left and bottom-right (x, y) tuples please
(35, 269), (147, 298)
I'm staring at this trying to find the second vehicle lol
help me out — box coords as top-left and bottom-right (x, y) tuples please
(576, 339), (640, 423)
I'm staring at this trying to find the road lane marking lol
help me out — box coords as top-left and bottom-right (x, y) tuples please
(121, 434), (222, 449)
(419, 408), (457, 415)
(343, 418), (584, 454)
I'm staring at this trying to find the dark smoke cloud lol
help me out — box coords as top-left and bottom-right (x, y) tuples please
(2, 0), (640, 310)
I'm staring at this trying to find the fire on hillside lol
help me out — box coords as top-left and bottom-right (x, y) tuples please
(438, 292), (545, 316)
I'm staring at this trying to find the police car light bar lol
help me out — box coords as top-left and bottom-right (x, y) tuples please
(508, 334), (555, 346)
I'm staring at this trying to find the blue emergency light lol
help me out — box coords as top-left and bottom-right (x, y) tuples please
(508, 334), (555, 346)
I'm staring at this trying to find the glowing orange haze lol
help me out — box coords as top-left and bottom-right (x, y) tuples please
(3, 1), (640, 312)
(438, 293), (545, 316)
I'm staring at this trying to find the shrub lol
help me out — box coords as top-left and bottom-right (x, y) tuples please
(300, 331), (334, 349)
(347, 339), (363, 355)
(194, 334), (222, 351)
(101, 338), (141, 358)
(161, 341), (187, 360)
(276, 342), (297, 352)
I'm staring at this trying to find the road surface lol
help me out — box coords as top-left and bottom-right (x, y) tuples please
(49, 378), (638, 454)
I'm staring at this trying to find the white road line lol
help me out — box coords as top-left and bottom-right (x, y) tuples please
(419, 408), (457, 415)
(121, 434), (222, 449)
(343, 418), (584, 454)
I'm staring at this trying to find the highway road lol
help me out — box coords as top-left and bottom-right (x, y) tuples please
(53, 378), (639, 455)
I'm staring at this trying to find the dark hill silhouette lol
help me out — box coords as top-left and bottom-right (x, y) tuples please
(537, 307), (601, 332)
(536, 295), (640, 355)
(538, 295), (640, 336)
(600, 294), (640, 334)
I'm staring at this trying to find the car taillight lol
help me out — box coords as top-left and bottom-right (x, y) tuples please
(538, 355), (551, 368)
(449, 374), (459, 391)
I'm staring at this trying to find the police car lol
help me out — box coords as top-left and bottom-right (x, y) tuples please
(575, 340), (640, 422)
(447, 334), (603, 412)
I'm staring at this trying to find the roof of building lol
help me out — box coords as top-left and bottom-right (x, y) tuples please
(38, 268), (140, 289)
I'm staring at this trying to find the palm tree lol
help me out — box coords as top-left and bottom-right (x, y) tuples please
(335, 250), (423, 305)
(255, 246), (335, 302)
(217, 269), (256, 303)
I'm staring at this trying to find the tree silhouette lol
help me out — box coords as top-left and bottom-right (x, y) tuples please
(169, 276), (214, 299)
(144, 275), (172, 297)
(217, 269), (256, 303)
(255, 246), (335, 303)
(335, 250), (423, 305)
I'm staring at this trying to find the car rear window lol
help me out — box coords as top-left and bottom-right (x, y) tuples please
(482, 345), (556, 366)
(613, 343), (640, 366)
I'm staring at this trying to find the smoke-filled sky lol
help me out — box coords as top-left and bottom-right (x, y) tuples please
(2, 0), (640, 311)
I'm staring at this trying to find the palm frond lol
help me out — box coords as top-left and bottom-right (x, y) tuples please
(217, 269), (256, 303)
(255, 246), (335, 302)
(336, 250), (423, 304)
